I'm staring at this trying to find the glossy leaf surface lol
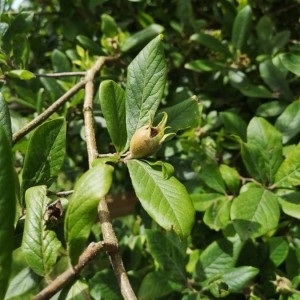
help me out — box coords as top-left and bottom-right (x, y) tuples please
(231, 187), (280, 239)
(241, 117), (282, 184)
(22, 186), (61, 276)
(99, 80), (126, 152)
(21, 118), (66, 204)
(65, 163), (113, 265)
(128, 160), (195, 238)
(125, 35), (167, 142)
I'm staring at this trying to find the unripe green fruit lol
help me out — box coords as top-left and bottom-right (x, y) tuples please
(127, 112), (174, 159)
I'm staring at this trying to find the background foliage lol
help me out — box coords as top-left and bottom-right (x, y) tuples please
(1, 0), (300, 299)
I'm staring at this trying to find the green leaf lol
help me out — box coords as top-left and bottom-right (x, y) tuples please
(274, 144), (300, 188)
(157, 96), (199, 132)
(51, 49), (71, 73)
(0, 126), (16, 299)
(21, 118), (66, 205)
(138, 271), (173, 299)
(231, 5), (252, 51)
(228, 70), (273, 98)
(220, 111), (247, 141)
(256, 16), (273, 55)
(199, 160), (226, 194)
(268, 237), (289, 267)
(121, 24), (165, 53)
(65, 163), (113, 265)
(0, 22), (8, 39)
(195, 238), (243, 281)
(241, 117), (283, 184)
(219, 164), (240, 195)
(146, 230), (187, 274)
(275, 100), (300, 143)
(89, 269), (122, 300)
(203, 198), (231, 231)
(220, 266), (259, 293)
(127, 160), (195, 238)
(76, 35), (104, 55)
(190, 33), (231, 56)
(59, 279), (90, 300)
(101, 14), (119, 37)
(256, 101), (285, 117)
(278, 53), (300, 76)
(0, 93), (12, 143)
(259, 59), (293, 101)
(184, 59), (225, 72)
(21, 186), (62, 276)
(5, 268), (41, 299)
(125, 35), (167, 143)
(99, 80), (127, 152)
(6, 69), (36, 80)
(231, 187), (280, 239)
(191, 193), (228, 212)
(279, 192), (300, 219)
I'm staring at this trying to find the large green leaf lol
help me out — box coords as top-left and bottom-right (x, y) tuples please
(241, 117), (283, 184)
(0, 93), (12, 143)
(22, 186), (62, 276)
(220, 266), (259, 293)
(0, 126), (16, 299)
(231, 5), (252, 51)
(65, 163), (113, 265)
(99, 80), (126, 152)
(259, 59), (293, 101)
(146, 230), (187, 276)
(125, 35), (167, 143)
(231, 187), (280, 239)
(195, 237), (243, 281)
(157, 96), (199, 132)
(274, 143), (300, 188)
(21, 118), (66, 205)
(59, 279), (90, 300)
(278, 53), (300, 76)
(127, 160), (195, 238)
(275, 100), (300, 144)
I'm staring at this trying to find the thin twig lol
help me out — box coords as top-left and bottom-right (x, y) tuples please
(82, 55), (136, 299)
(33, 242), (105, 300)
(36, 72), (86, 78)
(12, 79), (86, 144)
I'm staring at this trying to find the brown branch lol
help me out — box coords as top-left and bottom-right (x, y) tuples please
(36, 72), (86, 78)
(82, 54), (136, 299)
(98, 200), (137, 299)
(33, 242), (105, 300)
(12, 79), (86, 144)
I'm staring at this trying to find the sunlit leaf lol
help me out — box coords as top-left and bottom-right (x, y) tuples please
(22, 186), (62, 276)
(231, 187), (280, 239)
(125, 35), (167, 143)
(65, 163), (113, 265)
(128, 160), (195, 238)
